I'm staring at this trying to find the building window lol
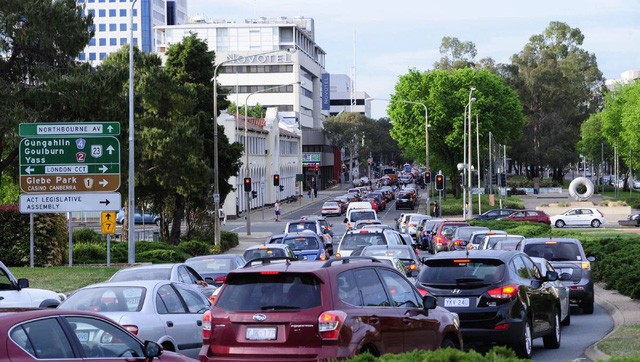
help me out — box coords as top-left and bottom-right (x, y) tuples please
(99, 52), (107, 60)
(133, 38), (138, 46)
(88, 9), (95, 16)
(89, 53), (96, 60)
(110, 38), (117, 45)
(120, 38), (127, 45)
(120, 9), (127, 17)
(132, 23), (137, 30)
(133, 9), (137, 16)
(99, 0), (105, 2)
(88, 38), (96, 46)
(99, 38), (106, 46)
(120, 23), (126, 31)
(109, 9), (116, 17)
(79, 53), (86, 60)
(109, 24), (116, 31)
(98, 9), (106, 17)
(88, 0), (94, 2)
(98, 24), (106, 31)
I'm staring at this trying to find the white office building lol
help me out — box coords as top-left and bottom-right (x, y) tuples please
(76, 0), (187, 66)
(329, 74), (371, 117)
(605, 70), (640, 89)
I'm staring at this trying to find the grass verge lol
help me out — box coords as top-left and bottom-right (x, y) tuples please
(598, 324), (640, 359)
(12, 266), (123, 295)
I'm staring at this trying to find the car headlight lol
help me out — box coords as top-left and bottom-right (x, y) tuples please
(451, 312), (460, 328)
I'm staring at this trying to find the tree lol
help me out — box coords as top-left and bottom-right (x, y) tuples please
(389, 68), (524, 195)
(433, 36), (477, 70)
(505, 21), (605, 182)
(227, 101), (267, 119)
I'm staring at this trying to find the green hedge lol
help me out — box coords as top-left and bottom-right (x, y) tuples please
(348, 346), (527, 361)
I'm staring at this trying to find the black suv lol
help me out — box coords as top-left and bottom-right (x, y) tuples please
(395, 191), (416, 210)
(200, 257), (463, 361)
(415, 250), (563, 359)
(517, 237), (596, 314)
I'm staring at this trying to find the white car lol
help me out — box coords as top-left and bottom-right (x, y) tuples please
(550, 207), (605, 228)
(0, 261), (66, 308)
(321, 201), (342, 216)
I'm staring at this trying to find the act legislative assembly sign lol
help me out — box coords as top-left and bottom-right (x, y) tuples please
(19, 193), (121, 213)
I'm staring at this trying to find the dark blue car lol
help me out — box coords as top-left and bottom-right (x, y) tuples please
(275, 232), (328, 261)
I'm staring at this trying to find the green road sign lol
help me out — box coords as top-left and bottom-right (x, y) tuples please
(20, 136), (120, 165)
(19, 122), (121, 137)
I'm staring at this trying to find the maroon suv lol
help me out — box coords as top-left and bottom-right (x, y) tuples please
(199, 257), (462, 361)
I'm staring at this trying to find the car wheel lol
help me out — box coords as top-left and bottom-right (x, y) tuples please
(582, 297), (595, 314)
(591, 219), (601, 228)
(555, 220), (565, 228)
(561, 311), (571, 326)
(440, 337), (458, 349)
(154, 219), (160, 226)
(543, 311), (561, 349)
(513, 319), (533, 359)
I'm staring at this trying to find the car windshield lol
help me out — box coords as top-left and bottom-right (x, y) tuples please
(523, 242), (582, 261)
(216, 273), (321, 311)
(61, 286), (146, 312)
(110, 268), (171, 281)
(282, 236), (319, 251)
(351, 211), (376, 222)
(243, 248), (288, 261)
(362, 247), (412, 259)
(340, 233), (385, 250)
(187, 259), (232, 273)
(486, 236), (524, 249)
(420, 259), (505, 285)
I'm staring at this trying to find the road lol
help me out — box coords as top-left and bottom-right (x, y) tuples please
(222, 185), (613, 361)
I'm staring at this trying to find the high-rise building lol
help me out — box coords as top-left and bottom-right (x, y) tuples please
(76, 0), (187, 66)
(329, 74), (370, 117)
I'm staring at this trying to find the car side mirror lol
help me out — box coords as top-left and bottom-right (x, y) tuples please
(421, 256), (429, 264)
(144, 340), (162, 358)
(17, 278), (29, 289)
(422, 294), (437, 314)
(587, 255), (596, 262)
(545, 270), (559, 282)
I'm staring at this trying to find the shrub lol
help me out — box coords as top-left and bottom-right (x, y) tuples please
(502, 223), (551, 237)
(0, 204), (68, 266)
(72, 243), (107, 264)
(73, 228), (104, 244)
(220, 231), (239, 253)
(347, 345), (526, 361)
(137, 249), (190, 263)
(178, 240), (212, 256)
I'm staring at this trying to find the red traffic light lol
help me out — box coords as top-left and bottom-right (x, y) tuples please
(273, 174), (280, 186)
(244, 177), (252, 192)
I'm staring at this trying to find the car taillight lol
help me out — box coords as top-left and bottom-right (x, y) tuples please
(123, 325), (139, 335)
(436, 236), (444, 245)
(214, 275), (227, 284)
(487, 285), (518, 299)
(318, 311), (347, 340)
(409, 263), (417, 270)
(453, 239), (462, 246)
(416, 286), (429, 296)
(581, 262), (591, 270)
(202, 310), (212, 339)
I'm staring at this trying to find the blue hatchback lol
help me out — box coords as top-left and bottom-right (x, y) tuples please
(276, 231), (328, 261)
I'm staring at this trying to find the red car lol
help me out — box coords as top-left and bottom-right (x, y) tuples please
(500, 209), (551, 225)
(0, 308), (195, 361)
(200, 257), (463, 361)
(433, 221), (470, 252)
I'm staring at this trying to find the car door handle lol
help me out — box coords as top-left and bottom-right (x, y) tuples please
(166, 321), (174, 327)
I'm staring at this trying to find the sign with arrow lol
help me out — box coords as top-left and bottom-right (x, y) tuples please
(19, 136), (120, 193)
(101, 211), (117, 234)
(19, 122), (120, 136)
(19, 192), (121, 213)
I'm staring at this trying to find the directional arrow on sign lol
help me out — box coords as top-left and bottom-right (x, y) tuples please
(107, 125), (114, 133)
(100, 199), (111, 206)
(99, 179), (109, 188)
(99, 165), (108, 173)
(106, 213), (112, 220)
(106, 145), (115, 155)
(25, 166), (34, 174)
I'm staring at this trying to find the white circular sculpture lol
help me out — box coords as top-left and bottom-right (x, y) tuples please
(568, 177), (594, 201)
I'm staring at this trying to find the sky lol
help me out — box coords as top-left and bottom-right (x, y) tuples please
(188, 0), (640, 119)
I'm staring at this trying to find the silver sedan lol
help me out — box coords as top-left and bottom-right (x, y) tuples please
(58, 280), (210, 359)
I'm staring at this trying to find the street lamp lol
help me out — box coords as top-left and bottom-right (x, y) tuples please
(244, 81), (303, 235)
(127, 0), (138, 264)
(211, 47), (296, 245)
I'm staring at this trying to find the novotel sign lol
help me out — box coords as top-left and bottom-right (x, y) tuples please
(224, 53), (293, 64)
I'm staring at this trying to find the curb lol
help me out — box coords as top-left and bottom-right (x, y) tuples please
(584, 283), (623, 361)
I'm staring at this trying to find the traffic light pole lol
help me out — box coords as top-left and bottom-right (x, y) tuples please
(246, 190), (251, 235)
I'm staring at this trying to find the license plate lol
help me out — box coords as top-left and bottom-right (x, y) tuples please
(246, 327), (277, 340)
(444, 298), (470, 307)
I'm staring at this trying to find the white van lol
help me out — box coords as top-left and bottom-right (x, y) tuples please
(344, 209), (378, 230)
(346, 201), (373, 216)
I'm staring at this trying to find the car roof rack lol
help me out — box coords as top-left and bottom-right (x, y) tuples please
(242, 257), (296, 268)
(321, 256), (381, 268)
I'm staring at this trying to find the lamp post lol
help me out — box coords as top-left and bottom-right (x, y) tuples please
(127, 0), (138, 264)
(244, 81), (302, 235)
(365, 97), (429, 214)
(212, 48), (295, 244)
(466, 87), (476, 218)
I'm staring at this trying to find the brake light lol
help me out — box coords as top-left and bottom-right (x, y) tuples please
(318, 311), (347, 340)
(453, 240), (463, 246)
(409, 264), (417, 270)
(581, 261), (591, 270)
(436, 236), (444, 245)
(214, 275), (227, 284)
(123, 325), (139, 335)
(335, 253), (341, 258)
(359, 230), (369, 234)
(487, 285), (518, 299)
(202, 310), (212, 338)
(453, 259), (471, 263)
(494, 323), (510, 331)
(545, 241), (558, 244)
(416, 286), (429, 296)
(260, 271), (280, 275)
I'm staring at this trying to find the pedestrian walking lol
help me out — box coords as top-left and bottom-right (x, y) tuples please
(218, 209), (226, 225)
(433, 201), (440, 217)
(308, 189), (312, 198)
(274, 201), (281, 221)
(313, 187), (318, 198)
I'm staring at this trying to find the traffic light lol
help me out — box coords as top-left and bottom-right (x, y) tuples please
(500, 174), (507, 186)
(243, 177), (252, 192)
(273, 174), (280, 186)
(424, 171), (431, 184)
(492, 173), (497, 185)
(251, 190), (257, 199)
(279, 185), (284, 191)
(435, 174), (445, 191)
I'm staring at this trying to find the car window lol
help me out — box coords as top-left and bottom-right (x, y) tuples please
(111, 268), (171, 281)
(283, 236), (319, 251)
(340, 233), (385, 250)
(156, 284), (187, 314)
(351, 211), (376, 222)
(65, 316), (145, 358)
(188, 258), (233, 273)
(337, 270), (363, 306)
(353, 268), (390, 307)
(521, 256), (541, 279)
(60, 286), (145, 312)
(0, 268), (12, 289)
(216, 273), (321, 311)
(177, 266), (197, 284)
(174, 283), (209, 313)
(11, 318), (74, 359)
(523, 242), (582, 261)
(420, 258), (505, 284)
(378, 269), (420, 308)
(510, 255), (532, 279)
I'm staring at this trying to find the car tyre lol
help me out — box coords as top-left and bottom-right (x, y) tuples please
(582, 297), (595, 314)
(561, 311), (571, 326)
(555, 220), (565, 228)
(440, 337), (458, 349)
(513, 319), (533, 359)
(591, 219), (601, 228)
(542, 311), (561, 349)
